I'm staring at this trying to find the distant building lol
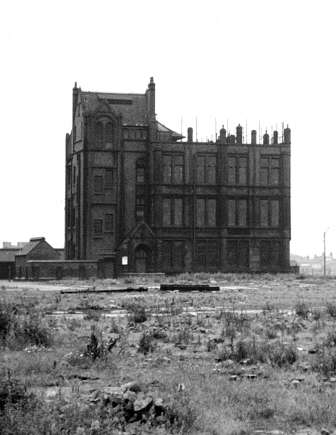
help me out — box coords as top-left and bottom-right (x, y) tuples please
(65, 78), (291, 275)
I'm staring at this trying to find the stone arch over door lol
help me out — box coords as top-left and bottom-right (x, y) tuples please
(134, 244), (151, 273)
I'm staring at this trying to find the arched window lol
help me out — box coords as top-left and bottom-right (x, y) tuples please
(105, 122), (113, 142)
(96, 122), (103, 145)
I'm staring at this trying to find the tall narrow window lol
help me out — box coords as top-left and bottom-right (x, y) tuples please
(162, 154), (184, 183)
(162, 198), (184, 226)
(260, 156), (280, 185)
(105, 214), (114, 232)
(163, 155), (172, 183)
(136, 197), (145, 221)
(228, 157), (236, 184)
(260, 199), (269, 227)
(271, 200), (280, 227)
(163, 198), (171, 226)
(207, 156), (216, 184)
(228, 155), (248, 185)
(173, 156), (183, 183)
(136, 159), (145, 184)
(228, 199), (248, 226)
(207, 199), (217, 226)
(238, 157), (247, 184)
(94, 175), (103, 193)
(105, 122), (113, 142)
(105, 169), (114, 188)
(174, 198), (183, 226)
(96, 122), (103, 146)
(94, 219), (103, 234)
(197, 155), (216, 184)
(196, 199), (205, 227)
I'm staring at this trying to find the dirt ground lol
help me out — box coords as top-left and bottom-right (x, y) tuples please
(1, 274), (336, 434)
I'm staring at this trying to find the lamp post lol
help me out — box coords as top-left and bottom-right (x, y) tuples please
(323, 231), (327, 278)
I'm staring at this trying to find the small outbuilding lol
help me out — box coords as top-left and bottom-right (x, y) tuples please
(0, 248), (20, 279)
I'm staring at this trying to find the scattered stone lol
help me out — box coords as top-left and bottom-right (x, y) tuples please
(133, 396), (153, 412)
(177, 383), (185, 392)
(321, 429), (330, 435)
(121, 381), (141, 393)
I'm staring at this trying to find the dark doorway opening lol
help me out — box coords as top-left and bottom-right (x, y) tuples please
(134, 246), (150, 273)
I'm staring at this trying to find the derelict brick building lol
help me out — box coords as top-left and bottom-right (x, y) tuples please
(65, 78), (291, 276)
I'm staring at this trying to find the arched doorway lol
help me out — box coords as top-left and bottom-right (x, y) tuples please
(135, 245), (150, 273)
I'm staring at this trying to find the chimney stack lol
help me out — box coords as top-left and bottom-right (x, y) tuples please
(187, 127), (193, 143)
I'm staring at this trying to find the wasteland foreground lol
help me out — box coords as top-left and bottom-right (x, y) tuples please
(1, 274), (336, 435)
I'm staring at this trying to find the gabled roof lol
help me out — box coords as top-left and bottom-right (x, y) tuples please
(16, 237), (45, 257)
(79, 91), (148, 124)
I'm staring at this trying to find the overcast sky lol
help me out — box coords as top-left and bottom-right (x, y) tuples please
(0, 0), (335, 256)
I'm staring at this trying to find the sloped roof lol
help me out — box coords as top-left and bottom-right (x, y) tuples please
(0, 249), (20, 262)
(16, 238), (45, 256)
(80, 91), (148, 124)
(157, 121), (184, 140)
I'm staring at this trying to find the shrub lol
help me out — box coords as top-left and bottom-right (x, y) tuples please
(0, 299), (52, 349)
(326, 302), (336, 319)
(123, 301), (147, 323)
(0, 375), (30, 410)
(324, 329), (336, 347)
(138, 331), (156, 354)
(294, 300), (310, 319)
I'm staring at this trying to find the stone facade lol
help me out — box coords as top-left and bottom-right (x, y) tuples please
(65, 78), (291, 274)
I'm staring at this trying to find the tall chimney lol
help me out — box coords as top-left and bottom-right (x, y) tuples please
(219, 126), (226, 144)
(284, 126), (291, 144)
(187, 127), (193, 143)
(236, 124), (243, 144)
(251, 130), (257, 144)
(263, 131), (269, 145)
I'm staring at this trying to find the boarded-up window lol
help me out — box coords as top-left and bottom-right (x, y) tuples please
(260, 200), (269, 227)
(271, 200), (280, 227)
(94, 175), (103, 193)
(196, 199), (205, 227)
(105, 214), (113, 232)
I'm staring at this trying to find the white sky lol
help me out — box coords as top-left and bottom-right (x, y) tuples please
(0, 0), (335, 257)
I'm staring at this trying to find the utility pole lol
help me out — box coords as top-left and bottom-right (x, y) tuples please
(323, 231), (326, 278)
